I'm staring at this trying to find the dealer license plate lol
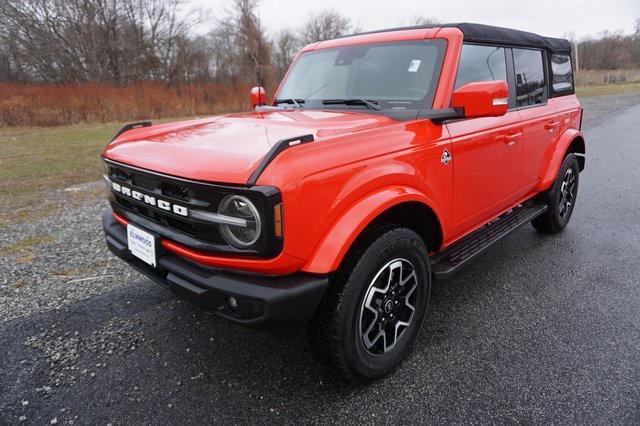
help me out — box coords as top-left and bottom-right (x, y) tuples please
(127, 224), (157, 267)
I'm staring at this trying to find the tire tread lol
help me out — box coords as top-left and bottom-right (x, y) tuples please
(532, 154), (580, 234)
(307, 225), (428, 381)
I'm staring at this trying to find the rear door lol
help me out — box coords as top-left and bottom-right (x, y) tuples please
(511, 48), (562, 191)
(447, 44), (524, 236)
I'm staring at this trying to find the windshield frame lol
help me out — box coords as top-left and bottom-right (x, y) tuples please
(273, 39), (447, 118)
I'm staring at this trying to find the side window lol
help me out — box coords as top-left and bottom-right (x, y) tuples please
(513, 48), (546, 107)
(551, 54), (574, 94)
(455, 44), (507, 89)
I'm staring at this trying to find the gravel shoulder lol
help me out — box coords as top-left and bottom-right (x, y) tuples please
(0, 182), (141, 325)
(1, 92), (639, 424)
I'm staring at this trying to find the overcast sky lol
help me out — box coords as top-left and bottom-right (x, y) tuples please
(191, 0), (639, 40)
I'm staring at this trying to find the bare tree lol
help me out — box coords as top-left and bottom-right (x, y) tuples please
(411, 16), (440, 26)
(1, 2), (639, 85)
(272, 29), (300, 80)
(298, 9), (353, 45)
(207, 0), (271, 87)
(0, 0), (204, 83)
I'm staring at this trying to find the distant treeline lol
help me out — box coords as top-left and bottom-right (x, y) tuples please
(573, 22), (640, 70)
(0, 0), (360, 89)
(1, 0), (638, 88)
(1, 1), (639, 128)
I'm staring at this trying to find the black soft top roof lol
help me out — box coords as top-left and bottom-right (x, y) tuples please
(345, 22), (572, 54)
(449, 23), (571, 53)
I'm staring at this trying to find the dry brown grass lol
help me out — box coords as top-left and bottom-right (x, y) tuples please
(576, 81), (640, 97)
(575, 69), (640, 86)
(0, 82), (250, 127)
(2, 73), (639, 127)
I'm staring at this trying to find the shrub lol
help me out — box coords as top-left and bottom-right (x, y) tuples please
(0, 82), (251, 127)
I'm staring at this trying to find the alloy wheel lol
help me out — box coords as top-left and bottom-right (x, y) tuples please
(558, 168), (577, 219)
(359, 258), (419, 355)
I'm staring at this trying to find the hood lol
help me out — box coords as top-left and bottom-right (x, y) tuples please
(103, 109), (397, 184)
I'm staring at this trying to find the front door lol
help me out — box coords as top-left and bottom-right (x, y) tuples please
(448, 113), (523, 235)
(447, 44), (523, 237)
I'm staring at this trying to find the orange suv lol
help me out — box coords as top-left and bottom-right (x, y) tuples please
(102, 23), (585, 380)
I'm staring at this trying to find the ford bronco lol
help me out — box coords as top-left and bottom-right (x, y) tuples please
(102, 23), (585, 380)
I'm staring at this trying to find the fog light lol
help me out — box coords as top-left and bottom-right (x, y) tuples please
(226, 296), (238, 311)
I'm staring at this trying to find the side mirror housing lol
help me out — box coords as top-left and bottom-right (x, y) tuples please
(451, 81), (509, 119)
(249, 86), (267, 110)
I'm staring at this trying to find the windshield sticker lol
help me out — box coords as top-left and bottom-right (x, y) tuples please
(408, 60), (422, 73)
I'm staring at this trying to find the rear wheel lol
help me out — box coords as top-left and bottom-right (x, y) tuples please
(307, 227), (431, 381)
(532, 154), (580, 234)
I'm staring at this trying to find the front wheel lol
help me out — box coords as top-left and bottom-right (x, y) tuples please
(532, 153), (580, 234)
(307, 227), (431, 381)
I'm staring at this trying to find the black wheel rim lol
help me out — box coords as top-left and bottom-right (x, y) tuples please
(558, 168), (576, 219)
(359, 258), (419, 356)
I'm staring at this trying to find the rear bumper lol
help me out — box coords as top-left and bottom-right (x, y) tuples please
(102, 209), (328, 337)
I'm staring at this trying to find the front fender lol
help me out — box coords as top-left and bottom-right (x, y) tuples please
(536, 129), (585, 192)
(301, 186), (443, 274)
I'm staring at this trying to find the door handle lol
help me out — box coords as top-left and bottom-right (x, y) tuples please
(544, 121), (560, 130)
(502, 132), (522, 146)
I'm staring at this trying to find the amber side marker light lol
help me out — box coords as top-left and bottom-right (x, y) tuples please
(274, 203), (283, 237)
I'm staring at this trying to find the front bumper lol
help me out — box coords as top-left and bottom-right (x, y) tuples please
(102, 209), (328, 337)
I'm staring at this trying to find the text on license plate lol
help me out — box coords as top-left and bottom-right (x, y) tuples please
(127, 224), (156, 267)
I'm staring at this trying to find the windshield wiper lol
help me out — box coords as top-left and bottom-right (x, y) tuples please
(274, 98), (304, 108)
(322, 98), (382, 111)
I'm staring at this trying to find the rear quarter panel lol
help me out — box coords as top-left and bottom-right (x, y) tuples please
(536, 94), (584, 191)
(551, 94), (582, 129)
(518, 101), (562, 191)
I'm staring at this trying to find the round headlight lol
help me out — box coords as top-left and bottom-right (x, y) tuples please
(218, 195), (262, 248)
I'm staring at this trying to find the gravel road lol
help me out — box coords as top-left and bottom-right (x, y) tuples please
(1, 92), (640, 424)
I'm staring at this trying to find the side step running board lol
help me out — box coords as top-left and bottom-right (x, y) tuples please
(430, 204), (548, 279)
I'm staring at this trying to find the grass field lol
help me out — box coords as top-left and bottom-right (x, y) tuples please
(0, 122), (121, 201)
(0, 122), (126, 226)
(1, 81), (639, 225)
(0, 116), (197, 204)
(575, 82), (640, 97)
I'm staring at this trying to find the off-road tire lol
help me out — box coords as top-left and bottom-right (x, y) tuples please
(532, 153), (580, 234)
(307, 227), (431, 381)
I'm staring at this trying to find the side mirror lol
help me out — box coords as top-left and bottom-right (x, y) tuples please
(249, 86), (267, 110)
(451, 81), (508, 119)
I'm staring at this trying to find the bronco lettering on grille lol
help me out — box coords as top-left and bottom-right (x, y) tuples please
(111, 182), (189, 217)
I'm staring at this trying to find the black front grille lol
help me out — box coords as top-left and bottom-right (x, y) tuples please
(161, 181), (191, 201)
(104, 159), (283, 258)
(132, 173), (158, 192)
(107, 163), (226, 244)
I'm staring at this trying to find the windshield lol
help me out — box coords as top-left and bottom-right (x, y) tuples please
(276, 40), (445, 112)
